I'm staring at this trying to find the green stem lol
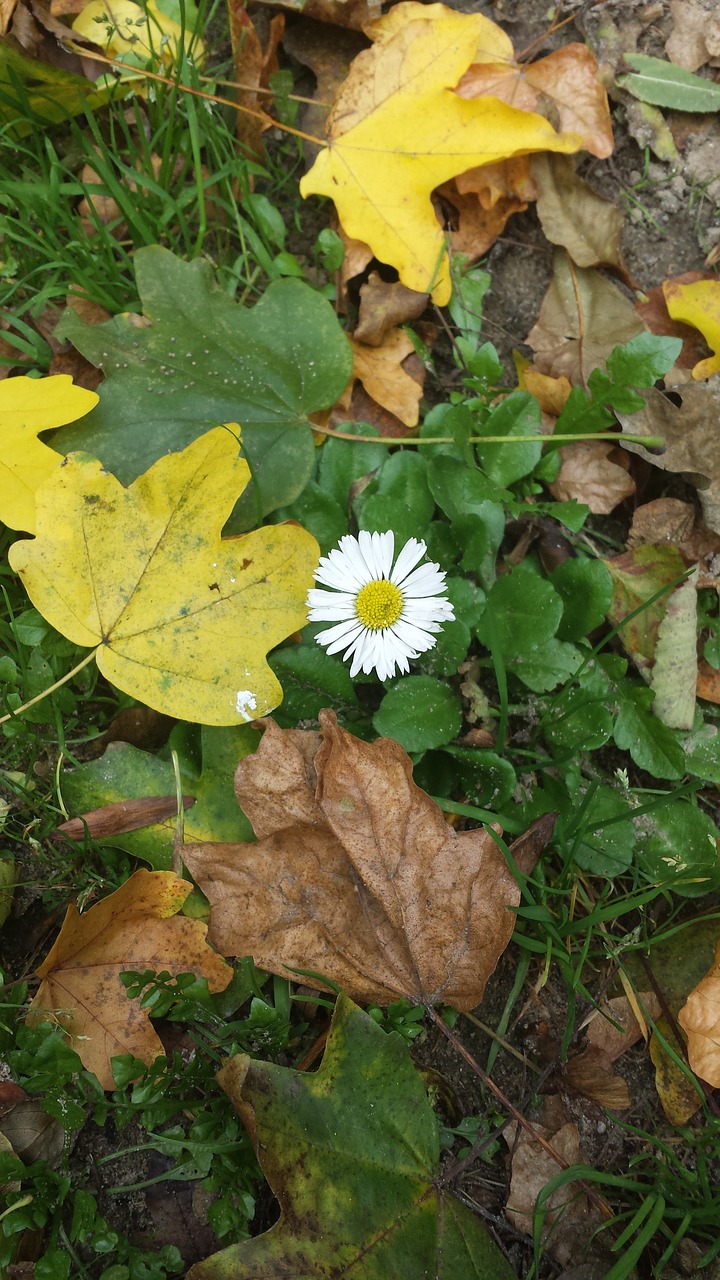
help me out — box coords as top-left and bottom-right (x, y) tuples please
(0, 649), (97, 726)
(313, 427), (665, 448)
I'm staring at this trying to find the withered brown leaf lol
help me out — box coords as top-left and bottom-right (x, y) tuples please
(182, 710), (521, 1010)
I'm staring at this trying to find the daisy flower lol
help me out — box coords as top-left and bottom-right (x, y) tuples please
(307, 531), (455, 681)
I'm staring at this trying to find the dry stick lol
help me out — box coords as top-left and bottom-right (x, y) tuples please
(71, 46), (327, 149)
(0, 649), (97, 727)
(426, 1005), (614, 1221)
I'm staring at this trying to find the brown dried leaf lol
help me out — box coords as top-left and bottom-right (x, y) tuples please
(253, 0), (379, 31)
(532, 154), (626, 273)
(563, 1047), (631, 1110)
(183, 711), (520, 1010)
(526, 251), (644, 384)
(585, 993), (662, 1063)
(228, 0), (269, 158)
(666, 0), (720, 71)
(617, 382), (720, 534)
(29, 870), (232, 1089)
(438, 157), (535, 262)
(628, 499), (720, 589)
(342, 328), (423, 426)
(0, 0), (18, 34)
(355, 271), (428, 346)
(548, 441), (635, 514)
(505, 1099), (600, 1266)
(282, 20), (364, 161)
(697, 658), (720, 704)
(457, 43), (613, 159)
(650, 1018), (701, 1124)
(679, 937), (720, 1086)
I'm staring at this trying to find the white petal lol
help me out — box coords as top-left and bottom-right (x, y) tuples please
(391, 618), (441, 653)
(390, 538), (427, 585)
(315, 539), (368, 591)
(399, 563), (448, 597)
(307, 589), (358, 620)
(316, 619), (364, 649)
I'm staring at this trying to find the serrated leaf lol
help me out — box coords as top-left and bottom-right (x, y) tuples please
(373, 675), (462, 752)
(188, 996), (516, 1279)
(9, 429), (319, 726)
(618, 54), (720, 113)
(605, 332), (683, 387)
(54, 247), (352, 526)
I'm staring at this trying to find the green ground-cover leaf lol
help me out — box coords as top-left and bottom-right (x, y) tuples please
(614, 686), (685, 780)
(543, 686), (614, 755)
(0, 44), (128, 134)
(474, 390), (543, 487)
(272, 480), (347, 555)
(571, 786), (636, 878)
(356, 451), (435, 545)
(268, 643), (361, 726)
(316, 422), (388, 509)
(683, 723), (720, 784)
(552, 558), (613, 643)
(618, 54), (720, 112)
(54, 247), (352, 528)
(634, 800), (720, 897)
(373, 676), (462, 752)
(189, 995), (516, 1280)
(60, 724), (258, 869)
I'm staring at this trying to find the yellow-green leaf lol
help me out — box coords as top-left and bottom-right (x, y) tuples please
(0, 375), (98, 534)
(9, 428), (319, 725)
(663, 278), (720, 380)
(300, 2), (583, 303)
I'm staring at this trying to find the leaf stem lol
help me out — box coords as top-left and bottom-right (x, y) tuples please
(0, 649), (97, 727)
(311, 426), (666, 448)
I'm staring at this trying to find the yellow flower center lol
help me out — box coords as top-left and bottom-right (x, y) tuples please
(355, 579), (403, 630)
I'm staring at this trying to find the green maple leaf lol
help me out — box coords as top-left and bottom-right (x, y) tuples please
(188, 995), (516, 1279)
(54, 246), (353, 529)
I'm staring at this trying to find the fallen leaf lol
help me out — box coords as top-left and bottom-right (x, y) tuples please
(666, 0), (720, 72)
(281, 19), (364, 157)
(457, 42), (613, 159)
(301, 3), (583, 303)
(0, 0), (18, 36)
(563, 1046), (631, 1110)
(548, 441), (635, 514)
(341, 328), (423, 426)
(60, 725), (258, 869)
(252, 0), (379, 31)
(636, 273), (715, 373)
(585, 993), (662, 1062)
(9, 427), (319, 726)
(183, 710), (521, 1010)
(354, 271), (428, 346)
(71, 0), (205, 70)
(505, 1097), (599, 1266)
(604, 543), (688, 676)
(650, 571), (697, 730)
(0, 1094), (64, 1168)
(617, 381), (720, 534)
(697, 658), (720, 704)
(227, 0), (282, 158)
(53, 246), (353, 524)
(663, 277), (720, 379)
(526, 251), (645, 384)
(0, 374), (98, 533)
(188, 995), (516, 1280)
(532, 153), (626, 272)
(678, 938), (720, 1087)
(650, 1018), (701, 1124)
(519, 367), (572, 417)
(28, 869), (232, 1089)
(438, 156), (536, 262)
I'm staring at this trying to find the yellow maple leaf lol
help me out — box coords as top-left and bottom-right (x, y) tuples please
(71, 0), (205, 72)
(663, 278), (720, 380)
(300, 1), (583, 304)
(0, 375), (98, 534)
(29, 869), (231, 1089)
(9, 427), (319, 725)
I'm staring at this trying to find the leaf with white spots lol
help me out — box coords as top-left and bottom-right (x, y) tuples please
(54, 246), (353, 529)
(9, 428), (319, 726)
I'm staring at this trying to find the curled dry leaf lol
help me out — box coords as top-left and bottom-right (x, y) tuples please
(666, 0), (720, 71)
(56, 794), (195, 842)
(438, 156), (536, 263)
(342, 328), (424, 427)
(549, 441), (635, 514)
(28, 870), (232, 1089)
(354, 271), (428, 346)
(679, 938), (720, 1087)
(563, 1047), (631, 1110)
(586, 993), (662, 1062)
(183, 710), (522, 1010)
(227, 0), (283, 158)
(617, 381), (720, 534)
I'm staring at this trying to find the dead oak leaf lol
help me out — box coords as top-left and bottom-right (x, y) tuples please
(549, 440), (635, 514)
(28, 870), (232, 1090)
(300, 2), (583, 303)
(183, 710), (521, 1010)
(341, 328), (423, 426)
